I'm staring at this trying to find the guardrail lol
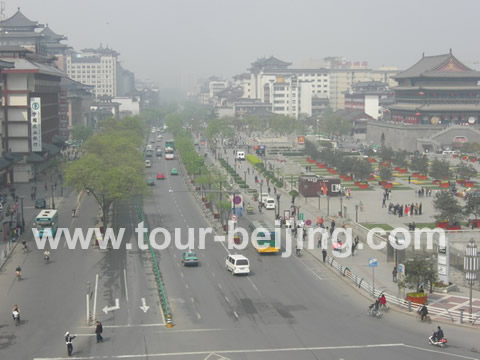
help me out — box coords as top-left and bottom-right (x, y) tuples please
(325, 255), (480, 326)
(0, 238), (17, 270)
(136, 199), (173, 327)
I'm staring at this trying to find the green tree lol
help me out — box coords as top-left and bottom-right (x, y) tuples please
(392, 150), (408, 168)
(429, 159), (451, 180)
(410, 155), (429, 175)
(352, 159), (373, 181)
(464, 196), (480, 220)
(378, 146), (395, 162)
(289, 190), (299, 204)
(267, 114), (294, 134)
(433, 191), (464, 226)
(400, 257), (438, 293)
(336, 156), (355, 176)
(379, 166), (393, 181)
(320, 107), (352, 136)
(456, 162), (477, 179)
(71, 124), (94, 143)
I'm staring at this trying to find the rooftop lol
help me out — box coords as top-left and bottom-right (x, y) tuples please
(0, 8), (43, 30)
(394, 51), (480, 80)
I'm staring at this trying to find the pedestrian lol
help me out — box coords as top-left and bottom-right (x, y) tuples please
(322, 248), (327, 262)
(382, 198), (386, 208)
(44, 182), (48, 191)
(392, 266), (397, 282)
(95, 321), (103, 343)
(268, 186), (271, 194)
(65, 332), (76, 356)
(274, 186), (277, 194)
(351, 241), (356, 256)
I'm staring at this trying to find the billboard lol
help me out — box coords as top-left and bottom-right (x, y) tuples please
(297, 136), (305, 145)
(30, 97), (42, 152)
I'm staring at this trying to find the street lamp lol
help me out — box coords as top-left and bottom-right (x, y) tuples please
(276, 193), (281, 218)
(327, 195), (330, 216)
(51, 184), (55, 209)
(244, 171), (247, 185)
(59, 173), (63, 197)
(19, 196), (25, 231)
(317, 191), (322, 210)
(464, 239), (479, 316)
(339, 194), (344, 217)
(355, 204), (359, 223)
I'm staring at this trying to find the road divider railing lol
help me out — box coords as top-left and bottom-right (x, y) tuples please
(0, 238), (17, 270)
(136, 200), (173, 327)
(325, 255), (480, 326)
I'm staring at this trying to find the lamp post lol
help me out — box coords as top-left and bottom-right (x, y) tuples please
(259, 180), (264, 211)
(355, 204), (359, 223)
(51, 184), (55, 209)
(464, 239), (479, 316)
(276, 193), (281, 219)
(59, 173), (63, 197)
(244, 171), (247, 185)
(316, 119), (319, 137)
(317, 191), (322, 210)
(19, 196), (25, 231)
(339, 194), (344, 217)
(327, 195), (330, 216)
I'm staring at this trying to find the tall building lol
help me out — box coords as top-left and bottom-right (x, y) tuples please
(344, 81), (393, 120)
(0, 7), (45, 54)
(40, 25), (70, 71)
(66, 46), (119, 97)
(389, 51), (480, 125)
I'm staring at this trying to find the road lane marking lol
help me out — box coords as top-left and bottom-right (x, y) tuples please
(196, 312), (201, 320)
(295, 255), (325, 281)
(32, 342), (410, 359)
(211, 272), (215, 277)
(92, 274), (98, 319)
(218, 283), (222, 289)
(402, 344), (480, 360)
(123, 268), (129, 303)
(224, 296), (230, 304)
(185, 283), (189, 289)
(190, 297), (195, 303)
(233, 311), (239, 319)
(180, 272), (184, 278)
(247, 278), (261, 296)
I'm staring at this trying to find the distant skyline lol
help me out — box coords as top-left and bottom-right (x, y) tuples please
(4, 0), (480, 90)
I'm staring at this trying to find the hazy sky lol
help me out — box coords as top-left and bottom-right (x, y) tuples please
(5, 0), (480, 89)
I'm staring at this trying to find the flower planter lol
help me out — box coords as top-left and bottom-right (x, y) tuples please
(399, 169), (407, 173)
(439, 182), (449, 188)
(461, 156), (469, 161)
(366, 176), (375, 181)
(354, 181), (361, 186)
(406, 292), (427, 305)
(417, 175), (427, 180)
(328, 169), (337, 175)
(383, 183), (393, 189)
(433, 283), (458, 294)
(412, 173), (419, 178)
(470, 157), (477, 162)
(380, 162), (390, 167)
(394, 167), (402, 171)
(453, 154), (458, 158)
(432, 180), (441, 185)
(465, 181), (474, 188)
(359, 184), (369, 189)
(367, 158), (376, 163)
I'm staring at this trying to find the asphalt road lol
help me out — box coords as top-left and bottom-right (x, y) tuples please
(1, 137), (480, 360)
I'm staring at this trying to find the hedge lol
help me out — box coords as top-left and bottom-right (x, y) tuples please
(246, 154), (263, 166)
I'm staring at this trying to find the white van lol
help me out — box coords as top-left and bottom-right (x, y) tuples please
(236, 151), (245, 161)
(145, 160), (151, 168)
(261, 192), (270, 204)
(265, 198), (276, 210)
(157, 135), (163, 141)
(225, 254), (250, 275)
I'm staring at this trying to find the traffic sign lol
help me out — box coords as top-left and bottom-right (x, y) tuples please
(298, 213), (304, 220)
(233, 196), (242, 205)
(368, 258), (378, 267)
(305, 219), (312, 226)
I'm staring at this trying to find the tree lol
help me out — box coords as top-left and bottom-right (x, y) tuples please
(352, 159), (373, 181)
(429, 159), (451, 180)
(319, 107), (352, 136)
(71, 124), (94, 143)
(456, 162), (477, 179)
(392, 150), (409, 168)
(267, 114), (294, 135)
(464, 195), (480, 220)
(378, 146), (394, 163)
(379, 166), (393, 181)
(289, 190), (299, 204)
(410, 155), (429, 175)
(336, 156), (355, 176)
(433, 191), (464, 226)
(400, 257), (438, 293)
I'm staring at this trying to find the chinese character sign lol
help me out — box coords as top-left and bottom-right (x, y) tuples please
(30, 97), (42, 152)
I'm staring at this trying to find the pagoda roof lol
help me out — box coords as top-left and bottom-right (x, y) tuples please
(1, 57), (65, 77)
(394, 52), (480, 80)
(0, 8), (43, 30)
(389, 103), (480, 112)
(41, 25), (67, 41)
(394, 86), (480, 91)
(250, 56), (292, 70)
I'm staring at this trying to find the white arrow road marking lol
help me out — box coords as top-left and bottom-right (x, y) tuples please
(140, 298), (150, 313)
(103, 298), (120, 314)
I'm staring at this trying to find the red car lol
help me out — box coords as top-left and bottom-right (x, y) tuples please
(156, 173), (165, 180)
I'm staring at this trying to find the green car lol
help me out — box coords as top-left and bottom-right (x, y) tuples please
(170, 168), (178, 175)
(146, 178), (155, 186)
(182, 252), (199, 267)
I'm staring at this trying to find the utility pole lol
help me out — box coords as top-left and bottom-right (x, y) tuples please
(51, 185), (55, 209)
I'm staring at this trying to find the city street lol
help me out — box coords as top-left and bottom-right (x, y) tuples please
(0, 140), (479, 359)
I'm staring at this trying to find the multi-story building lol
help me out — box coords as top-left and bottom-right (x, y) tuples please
(389, 51), (480, 125)
(66, 46), (119, 97)
(269, 75), (312, 119)
(208, 76), (228, 98)
(0, 8), (45, 54)
(344, 81), (393, 120)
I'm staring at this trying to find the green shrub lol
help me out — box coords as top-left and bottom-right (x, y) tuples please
(246, 154), (262, 166)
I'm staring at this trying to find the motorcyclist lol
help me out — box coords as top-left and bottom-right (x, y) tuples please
(44, 250), (51, 261)
(432, 326), (444, 342)
(369, 299), (380, 314)
(21, 240), (28, 251)
(378, 294), (387, 309)
(15, 265), (21, 277)
(295, 244), (301, 256)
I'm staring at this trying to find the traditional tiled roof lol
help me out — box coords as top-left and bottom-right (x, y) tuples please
(335, 109), (374, 122)
(41, 25), (67, 41)
(389, 103), (480, 112)
(250, 56), (292, 70)
(394, 52), (480, 79)
(0, 8), (42, 30)
(1, 58), (65, 77)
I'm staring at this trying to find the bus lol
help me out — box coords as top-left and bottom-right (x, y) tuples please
(248, 220), (280, 254)
(33, 209), (58, 237)
(165, 147), (175, 160)
(165, 140), (175, 149)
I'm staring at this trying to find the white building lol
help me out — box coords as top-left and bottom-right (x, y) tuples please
(208, 77), (228, 98)
(269, 76), (312, 119)
(114, 96), (140, 117)
(66, 46), (119, 98)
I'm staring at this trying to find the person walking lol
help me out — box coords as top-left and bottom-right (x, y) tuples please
(392, 266), (398, 282)
(65, 332), (76, 356)
(95, 321), (104, 343)
(322, 248), (327, 262)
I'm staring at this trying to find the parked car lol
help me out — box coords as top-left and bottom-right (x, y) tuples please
(35, 198), (47, 209)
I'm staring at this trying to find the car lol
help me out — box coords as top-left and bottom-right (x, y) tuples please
(170, 168), (178, 175)
(156, 149), (162, 157)
(156, 173), (165, 180)
(182, 251), (199, 267)
(225, 254), (250, 275)
(146, 178), (155, 186)
(145, 160), (151, 168)
(35, 198), (47, 209)
(261, 192), (269, 204)
(264, 197), (276, 210)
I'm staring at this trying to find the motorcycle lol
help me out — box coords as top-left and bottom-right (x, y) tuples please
(12, 311), (20, 326)
(368, 305), (382, 318)
(429, 336), (447, 348)
(44, 254), (50, 264)
(16, 270), (21, 280)
(246, 205), (254, 215)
